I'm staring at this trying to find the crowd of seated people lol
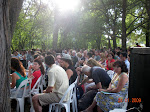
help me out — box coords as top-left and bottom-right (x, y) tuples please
(10, 47), (130, 112)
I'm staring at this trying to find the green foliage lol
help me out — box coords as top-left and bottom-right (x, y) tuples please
(12, 0), (150, 51)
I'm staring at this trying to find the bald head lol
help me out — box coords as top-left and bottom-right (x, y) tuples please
(81, 65), (91, 73)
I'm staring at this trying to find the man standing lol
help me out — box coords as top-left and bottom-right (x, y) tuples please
(71, 50), (78, 67)
(32, 55), (69, 112)
(78, 65), (111, 111)
(120, 52), (130, 71)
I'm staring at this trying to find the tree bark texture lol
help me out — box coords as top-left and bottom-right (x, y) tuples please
(145, 0), (150, 47)
(53, 8), (59, 50)
(0, 0), (23, 111)
(0, 0), (11, 111)
(122, 0), (127, 51)
(9, 0), (24, 38)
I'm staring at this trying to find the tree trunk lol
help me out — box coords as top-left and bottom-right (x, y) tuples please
(53, 8), (59, 50)
(0, 0), (11, 111)
(0, 0), (23, 111)
(146, 21), (150, 47)
(9, 0), (24, 38)
(53, 25), (59, 50)
(112, 2), (117, 50)
(122, 0), (127, 51)
(145, 0), (150, 47)
(112, 36), (117, 49)
(108, 36), (111, 49)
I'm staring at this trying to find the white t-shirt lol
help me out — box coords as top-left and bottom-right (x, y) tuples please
(48, 64), (69, 101)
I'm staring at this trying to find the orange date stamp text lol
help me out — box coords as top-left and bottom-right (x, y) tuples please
(118, 98), (141, 103)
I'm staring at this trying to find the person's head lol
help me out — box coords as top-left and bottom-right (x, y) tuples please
(83, 50), (87, 57)
(45, 55), (55, 67)
(113, 60), (128, 74)
(33, 59), (45, 75)
(87, 52), (92, 59)
(56, 54), (61, 63)
(87, 58), (104, 68)
(104, 50), (109, 58)
(77, 52), (82, 58)
(95, 51), (99, 56)
(21, 51), (25, 55)
(120, 52), (127, 61)
(72, 50), (76, 56)
(13, 51), (18, 56)
(11, 58), (26, 77)
(81, 65), (91, 76)
(100, 53), (106, 60)
(64, 50), (67, 54)
(115, 47), (120, 53)
(116, 52), (121, 57)
(108, 52), (114, 60)
(60, 54), (72, 67)
(34, 54), (40, 59)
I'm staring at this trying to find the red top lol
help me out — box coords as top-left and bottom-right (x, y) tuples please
(106, 59), (115, 70)
(31, 70), (41, 89)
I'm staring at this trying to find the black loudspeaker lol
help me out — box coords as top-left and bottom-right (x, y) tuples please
(128, 47), (150, 112)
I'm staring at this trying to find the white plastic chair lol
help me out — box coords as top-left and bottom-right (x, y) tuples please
(30, 76), (42, 95)
(10, 78), (31, 112)
(74, 76), (79, 85)
(41, 74), (46, 87)
(72, 76), (78, 112)
(30, 76), (42, 112)
(107, 70), (115, 79)
(49, 83), (76, 112)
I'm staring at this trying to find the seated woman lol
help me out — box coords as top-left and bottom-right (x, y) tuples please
(99, 53), (106, 66)
(60, 54), (77, 85)
(10, 58), (28, 97)
(28, 59), (45, 89)
(105, 52), (115, 70)
(83, 60), (129, 112)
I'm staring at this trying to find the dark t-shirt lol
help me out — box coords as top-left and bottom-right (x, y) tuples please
(65, 65), (77, 85)
(72, 56), (78, 67)
(88, 66), (111, 88)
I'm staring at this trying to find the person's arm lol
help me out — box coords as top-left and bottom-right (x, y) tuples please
(66, 69), (73, 79)
(98, 83), (112, 92)
(88, 82), (102, 90)
(101, 74), (128, 93)
(45, 70), (55, 93)
(43, 86), (53, 93)
(28, 65), (32, 77)
(79, 77), (89, 85)
(110, 74), (128, 93)
(23, 55), (26, 60)
(10, 73), (17, 88)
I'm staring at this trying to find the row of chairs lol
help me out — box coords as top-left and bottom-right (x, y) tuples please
(11, 70), (127, 112)
(10, 74), (78, 112)
(10, 74), (46, 112)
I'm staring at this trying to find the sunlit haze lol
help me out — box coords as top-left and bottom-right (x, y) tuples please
(43, 0), (80, 12)
(55, 0), (79, 11)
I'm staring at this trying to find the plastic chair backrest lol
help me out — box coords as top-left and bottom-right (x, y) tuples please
(59, 83), (75, 103)
(74, 76), (78, 85)
(41, 74), (46, 86)
(14, 78), (30, 98)
(31, 76), (42, 92)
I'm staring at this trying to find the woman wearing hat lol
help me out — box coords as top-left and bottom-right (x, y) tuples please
(60, 54), (77, 85)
